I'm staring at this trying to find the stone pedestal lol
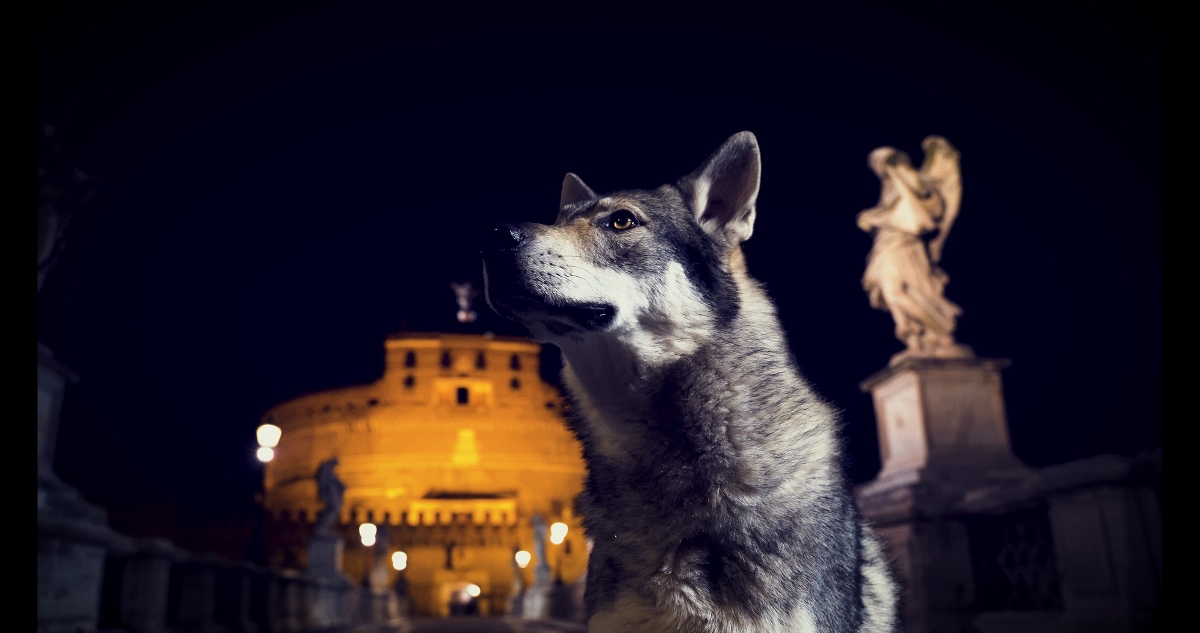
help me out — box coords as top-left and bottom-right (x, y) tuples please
(855, 357), (1035, 633)
(38, 343), (122, 633)
(38, 343), (75, 486)
(306, 533), (355, 626)
(307, 534), (344, 577)
(858, 357), (1031, 500)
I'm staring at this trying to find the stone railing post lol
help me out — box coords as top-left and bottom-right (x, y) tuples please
(101, 538), (187, 633)
(1045, 459), (1162, 632)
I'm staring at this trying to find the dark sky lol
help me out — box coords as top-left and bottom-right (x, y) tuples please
(38, 3), (1161, 518)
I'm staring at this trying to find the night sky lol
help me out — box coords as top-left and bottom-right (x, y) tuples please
(38, 3), (1161, 519)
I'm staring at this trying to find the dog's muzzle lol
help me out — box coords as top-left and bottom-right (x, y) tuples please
(479, 222), (616, 334)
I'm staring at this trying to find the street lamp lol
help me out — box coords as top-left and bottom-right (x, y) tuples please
(391, 551), (407, 571)
(359, 523), (377, 547)
(256, 424), (281, 462)
(514, 550), (531, 569)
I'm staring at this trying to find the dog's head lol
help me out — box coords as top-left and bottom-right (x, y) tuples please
(481, 131), (761, 351)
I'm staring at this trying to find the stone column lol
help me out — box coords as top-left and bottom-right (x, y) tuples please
(266, 570), (292, 633)
(213, 560), (258, 633)
(175, 552), (234, 633)
(242, 563), (272, 633)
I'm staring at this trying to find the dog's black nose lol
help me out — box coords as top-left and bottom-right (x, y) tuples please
(482, 223), (526, 254)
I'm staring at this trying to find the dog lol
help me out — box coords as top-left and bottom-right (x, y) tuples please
(480, 131), (900, 632)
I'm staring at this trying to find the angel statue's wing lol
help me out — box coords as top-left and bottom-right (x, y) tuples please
(920, 135), (962, 263)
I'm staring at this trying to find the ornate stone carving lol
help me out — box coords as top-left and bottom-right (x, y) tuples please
(858, 136), (974, 366)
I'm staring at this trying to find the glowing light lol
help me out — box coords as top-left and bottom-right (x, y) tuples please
(466, 584), (481, 598)
(514, 550), (531, 568)
(256, 446), (275, 462)
(256, 424), (281, 448)
(391, 551), (407, 571)
(550, 522), (568, 545)
(359, 523), (377, 546)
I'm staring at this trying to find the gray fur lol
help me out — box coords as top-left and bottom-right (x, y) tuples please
(481, 131), (900, 632)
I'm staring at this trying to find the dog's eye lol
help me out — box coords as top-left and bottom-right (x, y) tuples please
(609, 210), (638, 231)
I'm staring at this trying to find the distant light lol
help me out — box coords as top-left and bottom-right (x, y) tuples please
(392, 551), (407, 571)
(256, 446), (275, 462)
(359, 523), (377, 546)
(256, 424), (282, 448)
(457, 310), (477, 323)
(550, 522), (568, 545)
(515, 550), (531, 568)
(466, 584), (481, 598)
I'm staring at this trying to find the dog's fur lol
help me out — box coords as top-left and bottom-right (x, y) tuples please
(481, 132), (899, 632)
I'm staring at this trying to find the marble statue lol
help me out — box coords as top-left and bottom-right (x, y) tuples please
(857, 135), (974, 366)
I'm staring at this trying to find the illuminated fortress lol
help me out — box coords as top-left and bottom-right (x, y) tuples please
(260, 332), (587, 616)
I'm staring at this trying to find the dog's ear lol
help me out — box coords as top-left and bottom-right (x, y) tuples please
(678, 131), (761, 244)
(561, 173), (597, 210)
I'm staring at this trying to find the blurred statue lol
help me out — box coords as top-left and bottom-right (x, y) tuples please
(314, 458), (345, 536)
(857, 136), (974, 366)
(451, 282), (478, 323)
(38, 123), (95, 292)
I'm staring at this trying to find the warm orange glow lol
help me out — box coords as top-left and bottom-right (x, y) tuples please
(392, 551), (407, 571)
(550, 522), (568, 545)
(359, 523), (377, 546)
(259, 333), (589, 616)
(515, 550), (531, 568)
(256, 423), (281, 448)
(256, 446), (275, 462)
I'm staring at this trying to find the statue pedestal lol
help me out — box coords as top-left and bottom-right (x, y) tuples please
(522, 562), (553, 619)
(857, 357), (1031, 502)
(307, 533), (354, 625)
(855, 356), (1036, 633)
(38, 343), (120, 633)
(307, 534), (344, 578)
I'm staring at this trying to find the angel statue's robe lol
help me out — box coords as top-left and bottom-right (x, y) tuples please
(857, 153), (962, 353)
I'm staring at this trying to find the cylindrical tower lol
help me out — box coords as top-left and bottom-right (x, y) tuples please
(260, 332), (586, 616)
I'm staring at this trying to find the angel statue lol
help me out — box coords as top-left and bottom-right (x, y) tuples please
(313, 458), (345, 536)
(857, 135), (974, 366)
(451, 282), (478, 323)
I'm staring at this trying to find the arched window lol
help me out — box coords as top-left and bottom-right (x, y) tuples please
(404, 351), (416, 367)
(441, 351), (452, 368)
(510, 354), (522, 370)
(404, 375), (415, 389)
(456, 387), (470, 405)
(476, 351), (487, 369)
(511, 378), (521, 390)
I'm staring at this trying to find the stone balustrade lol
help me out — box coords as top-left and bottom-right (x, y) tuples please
(81, 530), (393, 633)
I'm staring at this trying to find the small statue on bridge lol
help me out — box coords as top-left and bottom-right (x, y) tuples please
(314, 458), (345, 536)
(451, 282), (478, 324)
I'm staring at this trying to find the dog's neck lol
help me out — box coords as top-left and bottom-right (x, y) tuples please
(554, 267), (839, 489)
